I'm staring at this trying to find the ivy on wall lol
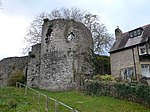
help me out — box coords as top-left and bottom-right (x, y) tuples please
(90, 53), (111, 75)
(85, 81), (150, 108)
(8, 69), (26, 86)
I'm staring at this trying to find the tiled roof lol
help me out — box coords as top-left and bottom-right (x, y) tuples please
(109, 24), (150, 53)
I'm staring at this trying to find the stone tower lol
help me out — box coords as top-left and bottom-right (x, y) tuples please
(39, 19), (93, 91)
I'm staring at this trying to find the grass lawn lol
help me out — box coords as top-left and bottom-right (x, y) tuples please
(0, 86), (150, 112)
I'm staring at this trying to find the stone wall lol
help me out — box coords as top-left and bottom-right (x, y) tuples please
(27, 44), (41, 87)
(39, 19), (93, 91)
(110, 46), (140, 79)
(0, 19), (94, 91)
(0, 56), (28, 86)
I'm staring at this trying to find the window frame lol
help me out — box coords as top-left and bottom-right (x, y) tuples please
(139, 44), (147, 55)
(141, 64), (150, 77)
(121, 67), (135, 81)
(129, 28), (143, 38)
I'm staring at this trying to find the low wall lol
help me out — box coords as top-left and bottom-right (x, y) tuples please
(85, 81), (150, 108)
(0, 56), (28, 86)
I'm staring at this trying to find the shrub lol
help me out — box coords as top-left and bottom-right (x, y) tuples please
(93, 74), (115, 81)
(85, 81), (150, 108)
(93, 75), (101, 80)
(114, 76), (122, 82)
(8, 69), (26, 86)
(86, 81), (100, 95)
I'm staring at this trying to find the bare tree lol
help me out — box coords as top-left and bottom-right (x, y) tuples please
(46, 7), (85, 22)
(24, 7), (114, 54)
(25, 12), (47, 44)
(83, 13), (114, 53)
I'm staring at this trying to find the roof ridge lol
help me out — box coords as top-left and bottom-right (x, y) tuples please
(110, 24), (150, 53)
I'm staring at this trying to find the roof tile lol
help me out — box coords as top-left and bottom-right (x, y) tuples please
(109, 24), (150, 53)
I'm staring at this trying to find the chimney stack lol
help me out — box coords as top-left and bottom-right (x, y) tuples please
(115, 26), (122, 41)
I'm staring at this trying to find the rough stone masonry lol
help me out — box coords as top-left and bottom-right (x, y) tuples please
(38, 19), (93, 91)
(0, 19), (94, 91)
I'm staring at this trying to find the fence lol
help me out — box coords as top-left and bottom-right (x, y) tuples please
(16, 82), (78, 112)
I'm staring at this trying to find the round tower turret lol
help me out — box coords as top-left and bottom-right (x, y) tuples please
(39, 19), (93, 91)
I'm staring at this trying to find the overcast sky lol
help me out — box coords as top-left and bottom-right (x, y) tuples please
(0, 0), (150, 60)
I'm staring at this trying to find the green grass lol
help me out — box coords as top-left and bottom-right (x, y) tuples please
(0, 87), (34, 112)
(0, 86), (150, 112)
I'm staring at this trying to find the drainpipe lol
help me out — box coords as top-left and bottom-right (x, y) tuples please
(132, 48), (137, 80)
(146, 42), (149, 54)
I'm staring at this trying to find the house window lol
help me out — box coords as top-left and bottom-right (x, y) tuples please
(133, 31), (137, 37)
(141, 64), (150, 77)
(129, 28), (143, 38)
(137, 29), (142, 35)
(139, 45), (147, 55)
(121, 67), (135, 81)
(129, 33), (134, 38)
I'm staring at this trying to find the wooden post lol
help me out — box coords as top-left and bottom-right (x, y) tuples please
(38, 93), (40, 112)
(45, 96), (49, 112)
(25, 86), (27, 95)
(55, 100), (58, 112)
(19, 83), (21, 91)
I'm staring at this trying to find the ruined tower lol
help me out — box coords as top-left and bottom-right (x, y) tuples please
(39, 19), (93, 91)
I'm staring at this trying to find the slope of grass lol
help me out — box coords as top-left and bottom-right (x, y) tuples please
(38, 89), (150, 112)
(0, 87), (35, 112)
(0, 86), (150, 112)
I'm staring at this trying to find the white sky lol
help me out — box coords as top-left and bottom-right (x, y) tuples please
(0, 0), (150, 60)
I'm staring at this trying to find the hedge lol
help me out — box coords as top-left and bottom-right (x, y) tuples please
(85, 81), (150, 108)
